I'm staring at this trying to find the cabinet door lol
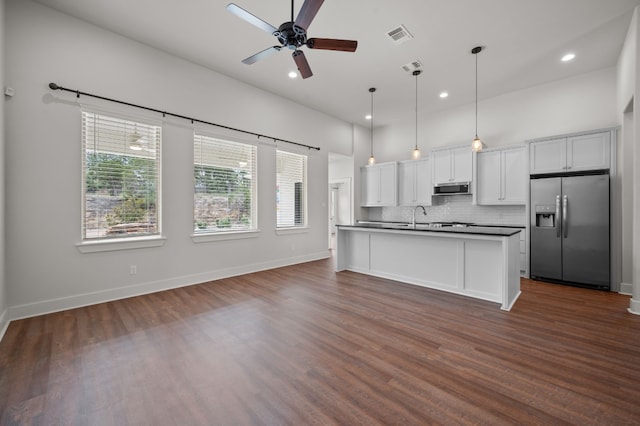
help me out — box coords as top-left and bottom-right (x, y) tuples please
(378, 163), (398, 206)
(530, 138), (566, 174)
(476, 150), (501, 204)
(361, 166), (378, 206)
(431, 149), (452, 185)
(502, 147), (526, 204)
(414, 159), (432, 205)
(566, 132), (610, 172)
(398, 161), (416, 205)
(451, 147), (472, 182)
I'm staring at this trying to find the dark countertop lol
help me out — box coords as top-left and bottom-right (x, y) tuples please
(338, 223), (522, 237)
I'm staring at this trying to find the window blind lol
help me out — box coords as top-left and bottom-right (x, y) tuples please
(82, 111), (161, 240)
(276, 150), (307, 228)
(194, 134), (257, 233)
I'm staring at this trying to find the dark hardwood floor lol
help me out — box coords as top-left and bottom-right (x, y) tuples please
(2, 257), (640, 425)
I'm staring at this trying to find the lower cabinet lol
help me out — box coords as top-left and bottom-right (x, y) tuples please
(398, 159), (432, 206)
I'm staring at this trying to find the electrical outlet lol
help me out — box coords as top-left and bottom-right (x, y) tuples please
(130, 265), (137, 275)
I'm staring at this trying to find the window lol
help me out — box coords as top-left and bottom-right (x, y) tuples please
(82, 111), (161, 240)
(194, 134), (257, 233)
(276, 150), (307, 228)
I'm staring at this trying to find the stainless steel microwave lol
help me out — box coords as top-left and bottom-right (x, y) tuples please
(433, 182), (471, 195)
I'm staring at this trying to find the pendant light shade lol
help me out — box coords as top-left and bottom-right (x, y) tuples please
(412, 70), (422, 160)
(368, 87), (376, 165)
(471, 46), (485, 152)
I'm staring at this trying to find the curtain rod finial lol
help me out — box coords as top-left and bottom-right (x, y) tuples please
(48, 82), (59, 90)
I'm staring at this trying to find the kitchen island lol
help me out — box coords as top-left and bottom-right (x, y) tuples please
(335, 223), (521, 310)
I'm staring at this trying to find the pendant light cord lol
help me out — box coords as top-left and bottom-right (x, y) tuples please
(415, 71), (418, 150)
(369, 88), (375, 157)
(475, 51), (478, 138)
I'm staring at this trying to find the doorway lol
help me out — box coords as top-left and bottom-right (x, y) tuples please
(329, 178), (352, 250)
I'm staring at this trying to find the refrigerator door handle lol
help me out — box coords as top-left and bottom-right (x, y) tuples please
(555, 195), (561, 238)
(563, 195), (568, 238)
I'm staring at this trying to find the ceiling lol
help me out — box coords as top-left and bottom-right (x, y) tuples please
(34, 0), (640, 128)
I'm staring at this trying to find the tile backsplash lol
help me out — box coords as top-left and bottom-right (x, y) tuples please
(365, 195), (526, 226)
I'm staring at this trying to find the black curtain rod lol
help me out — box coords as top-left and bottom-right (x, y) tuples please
(48, 82), (321, 151)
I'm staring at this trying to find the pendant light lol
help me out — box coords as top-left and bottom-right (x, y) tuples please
(411, 70), (422, 160)
(368, 87), (376, 165)
(471, 46), (485, 152)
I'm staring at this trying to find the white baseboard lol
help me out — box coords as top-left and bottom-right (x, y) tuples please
(0, 308), (9, 343)
(628, 297), (640, 315)
(6, 251), (330, 323)
(619, 282), (633, 295)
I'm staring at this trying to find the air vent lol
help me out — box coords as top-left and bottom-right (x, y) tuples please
(402, 60), (423, 73)
(387, 25), (413, 45)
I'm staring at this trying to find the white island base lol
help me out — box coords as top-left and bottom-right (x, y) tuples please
(336, 225), (521, 311)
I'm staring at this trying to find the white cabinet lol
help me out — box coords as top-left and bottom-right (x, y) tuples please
(432, 146), (472, 185)
(476, 146), (525, 205)
(530, 131), (610, 175)
(360, 162), (397, 207)
(399, 159), (432, 206)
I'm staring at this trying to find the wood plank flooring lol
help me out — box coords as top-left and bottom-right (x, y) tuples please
(2, 257), (640, 425)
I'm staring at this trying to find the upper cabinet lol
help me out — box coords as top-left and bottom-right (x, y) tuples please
(398, 159), (432, 206)
(529, 131), (611, 175)
(361, 162), (397, 207)
(431, 146), (472, 185)
(476, 146), (526, 205)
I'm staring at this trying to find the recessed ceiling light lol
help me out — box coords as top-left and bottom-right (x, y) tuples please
(288, 71), (298, 79)
(561, 53), (576, 62)
(439, 92), (449, 99)
(365, 115), (372, 120)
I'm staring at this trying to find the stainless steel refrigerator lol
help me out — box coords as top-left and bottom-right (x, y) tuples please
(530, 173), (610, 289)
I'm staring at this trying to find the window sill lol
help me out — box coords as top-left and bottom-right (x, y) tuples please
(191, 229), (260, 243)
(76, 236), (167, 253)
(275, 226), (310, 235)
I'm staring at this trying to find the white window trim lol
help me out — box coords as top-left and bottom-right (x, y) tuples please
(81, 108), (163, 245)
(76, 236), (166, 253)
(193, 131), (258, 237)
(191, 229), (261, 244)
(276, 149), (308, 229)
(275, 226), (310, 235)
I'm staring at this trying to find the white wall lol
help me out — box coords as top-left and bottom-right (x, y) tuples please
(617, 7), (640, 310)
(617, 8), (637, 294)
(369, 67), (618, 164)
(0, 0), (7, 336)
(4, 0), (353, 319)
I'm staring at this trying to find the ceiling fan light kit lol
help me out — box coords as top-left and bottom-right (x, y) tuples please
(227, 0), (358, 79)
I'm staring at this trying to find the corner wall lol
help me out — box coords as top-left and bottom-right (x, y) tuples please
(0, 0), (7, 338)
(3, 0), (353, 322)
(617, 7), (640, 310)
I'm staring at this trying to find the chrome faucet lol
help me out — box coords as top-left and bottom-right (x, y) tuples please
(412, 205), (427, 228)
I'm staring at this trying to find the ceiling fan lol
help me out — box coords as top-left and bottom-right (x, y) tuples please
(226, 0), (358, 79)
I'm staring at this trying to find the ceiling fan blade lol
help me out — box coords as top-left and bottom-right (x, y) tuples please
(292, 50), (313, 79)
(307, 38), (358, 52)
(294, 0), (324, 31)
(226, 3), (277, 34)
(242, 46), (281, 65)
